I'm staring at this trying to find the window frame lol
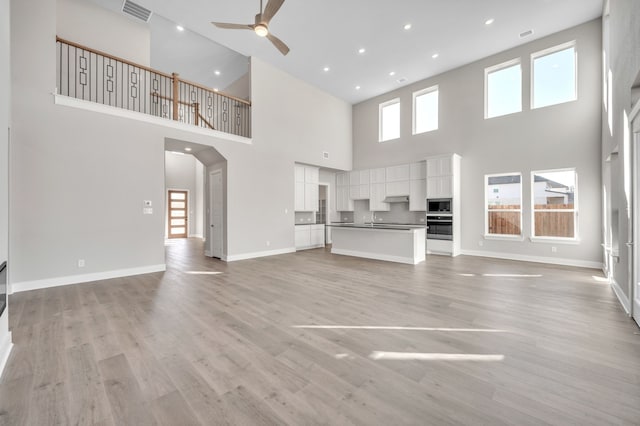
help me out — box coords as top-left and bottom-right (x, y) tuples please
(484, 172), (523, 240)
(378, 98), (401, 142)
(530, 168), (579, 243)
(484, 58), (522, 119)
(412, 85), (439, 135)
(530, 40), (578, 110)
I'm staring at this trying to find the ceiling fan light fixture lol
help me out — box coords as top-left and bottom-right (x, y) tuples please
(255, 24), (269, 37)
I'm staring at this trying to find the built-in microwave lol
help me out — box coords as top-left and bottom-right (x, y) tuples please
(427, 198), (452, 214)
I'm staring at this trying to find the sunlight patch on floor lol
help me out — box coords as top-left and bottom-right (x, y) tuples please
(459, 273), (543, 278)
(369, 351), (505, 361)
(183, 271), (223, 275)
(292, 325), (508, 332)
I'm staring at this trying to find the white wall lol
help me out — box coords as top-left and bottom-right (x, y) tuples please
(0, 0), (12, 371)
(602, 0), (640, 305)
(57, 0), (150, 66)
(9, 0), (352, 285)
(164, 152), (204, 238)
(352, 20), (602, 267)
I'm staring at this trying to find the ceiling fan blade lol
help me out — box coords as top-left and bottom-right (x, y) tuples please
(211, 22), (253, 30)
(262, 0), (284, 23)
(266, 32), (290, 55)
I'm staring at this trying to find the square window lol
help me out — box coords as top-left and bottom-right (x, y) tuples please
(485, 173), (522, 237)
(379, 98), (400, 142)
(413, 86), (438, 134)
(532, 42), (577, 109)
(485, 59), (522, 119)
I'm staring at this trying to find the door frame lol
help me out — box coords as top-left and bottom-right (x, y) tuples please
(208, 170), (224, 259)
(167, 189), (189, 239)
(630, 100), (640, 326)
(319, 182), (331, 244)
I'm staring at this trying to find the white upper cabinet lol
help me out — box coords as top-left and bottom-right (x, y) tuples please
(294, 164), (319, 212)
(370, 168), (386, 184)
(337, 172), (350, 186)
(426, 155), (456, 199)
(426, 156), (452, 177)
(410, 179), (427, 211)
(337, 185), (354, 211)
(370, 183), (390, 211)
(410, 161), (427, 180)
(385, 164), (411, 182)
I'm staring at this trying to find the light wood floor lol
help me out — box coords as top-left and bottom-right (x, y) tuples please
(1, 239), (640, 425)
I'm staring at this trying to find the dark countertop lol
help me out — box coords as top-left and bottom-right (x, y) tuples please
(327, 223), (426, 231)
(295, 223), (325, 226)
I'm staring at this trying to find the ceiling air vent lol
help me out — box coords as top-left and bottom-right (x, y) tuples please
(122, 0), (152, 23)
(519, 29), (534, 39)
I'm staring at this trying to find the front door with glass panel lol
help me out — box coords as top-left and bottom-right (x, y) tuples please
(168, 190), (188, 239)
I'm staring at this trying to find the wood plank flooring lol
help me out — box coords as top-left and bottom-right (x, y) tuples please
(1, 238), (640, 425)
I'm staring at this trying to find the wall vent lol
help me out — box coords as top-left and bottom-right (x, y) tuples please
(519, 29), (534, 38)
(122, 0), (152, 23)
(323, 151), (330, 159)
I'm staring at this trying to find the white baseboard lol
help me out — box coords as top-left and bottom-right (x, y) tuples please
(204, 250), (212, 257)
(189, 234), (204, 239)
(11, 264), (166, 294)
(331, 248), (422, 265)
(0, 330), (13, 379)
(611, 279), (631, 315)
(459, 249), (603, 270)
(225, 248), (296, 262)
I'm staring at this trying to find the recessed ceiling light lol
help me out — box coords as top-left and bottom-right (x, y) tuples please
(323, 66), (330, 72)
(358, 48), (366, 54)
(403, 23), (412, 30)
(176, 25), (185, 31)
(389, 71), (396, 76)
(485, 18), (494, 26)
(184, 147), (192, 152)
(214, 70), (221, 76)
(432, 53), (439, 59)
(355, 85), (361, 90)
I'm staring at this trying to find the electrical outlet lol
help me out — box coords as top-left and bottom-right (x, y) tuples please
(551, 246), (557, 253)
(78, 259), (85, 268)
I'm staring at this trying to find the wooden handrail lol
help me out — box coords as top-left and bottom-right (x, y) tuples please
(198, 113), (215, 130)
(55, 36), (251, 106)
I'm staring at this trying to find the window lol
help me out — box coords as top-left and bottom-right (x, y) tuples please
(379, 98), (400, 142)
(485, 173), (522, 237)
(412, 86), (438, 134)
(531, 169), (577, 240)
(531, 41), (577, 109)
(485, 59), (522, 119)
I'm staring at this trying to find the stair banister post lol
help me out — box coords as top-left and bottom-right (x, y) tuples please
(172, 73), (179, 121)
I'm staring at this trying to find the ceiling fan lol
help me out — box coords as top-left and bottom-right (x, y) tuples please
(212, 0), (290, 56)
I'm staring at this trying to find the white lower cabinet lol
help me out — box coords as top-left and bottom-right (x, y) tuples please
(295, 225), (325, 250)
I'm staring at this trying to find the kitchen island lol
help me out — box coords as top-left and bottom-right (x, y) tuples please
(328, 224), (426, 265)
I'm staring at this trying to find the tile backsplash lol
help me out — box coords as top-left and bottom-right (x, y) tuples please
(351, 200), (425, 224)
(295, 212), (315, 224)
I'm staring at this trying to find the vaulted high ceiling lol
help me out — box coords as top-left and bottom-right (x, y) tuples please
(95, 0), (603, 104)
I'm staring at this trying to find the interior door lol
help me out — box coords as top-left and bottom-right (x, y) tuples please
(168, 190), (188, 238)
(634, 129), (640, 327)
(209, 171), (223, 258)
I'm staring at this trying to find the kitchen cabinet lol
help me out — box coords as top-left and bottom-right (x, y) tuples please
(385, 164), (411, 182)
(336, 172), (350, 186)
(370, 183), (390, 211)
(336, 186), (354, 211)
(426, 156), (453, 199)
(350, 184), (370, 200)
(295, 224), (325, 250)
(294, 164), (319, 212)
(370, 168), (386, 183)
(410, 161), (427, 180)
(386, 180), (410, 196)
(410, 179), (427, 211)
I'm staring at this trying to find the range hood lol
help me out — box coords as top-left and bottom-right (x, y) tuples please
(383, 196), (410, 203)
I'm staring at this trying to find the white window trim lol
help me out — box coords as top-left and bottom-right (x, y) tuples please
(484, 58), (522, 120)
(530, 40), (577, 110)
(412, 85), (438, 135)
(379, 98), (400, 142)
(484, 172), (523, 238)
(530, 168), (579, 242)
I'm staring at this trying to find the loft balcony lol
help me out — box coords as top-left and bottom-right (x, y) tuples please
(55, 37), (251, 139)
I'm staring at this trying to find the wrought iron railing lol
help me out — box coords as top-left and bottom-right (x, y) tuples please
(56, 37), (251, 138)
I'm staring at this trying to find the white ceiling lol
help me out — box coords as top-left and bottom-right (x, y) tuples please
(100, 0), (603, 104)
